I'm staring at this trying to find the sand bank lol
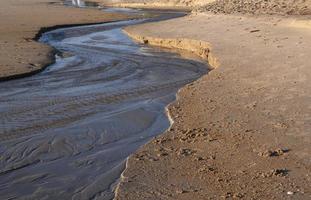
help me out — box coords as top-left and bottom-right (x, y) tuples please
(0, 0), (132, 80)
(123, 31), (219, 69)
(115, 13), (311, 199)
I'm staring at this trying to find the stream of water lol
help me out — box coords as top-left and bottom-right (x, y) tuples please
(0, 6), (207, 200)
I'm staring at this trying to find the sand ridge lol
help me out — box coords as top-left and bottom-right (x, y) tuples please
(123, 30), (219, 69)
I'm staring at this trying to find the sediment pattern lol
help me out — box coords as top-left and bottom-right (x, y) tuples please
(0, 18), (207, 199)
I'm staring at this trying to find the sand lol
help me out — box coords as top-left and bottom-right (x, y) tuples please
(199, 0), (311, 15)
(115, 13), (311, 199)
(0, 13), (207, 199)
(2, 0), (311, 198)
(0, 0), (132, 80)
(96, 0), (215, 9)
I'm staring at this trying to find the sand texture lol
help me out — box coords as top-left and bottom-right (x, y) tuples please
(198, 0), (311, 15)
(2, 0), (311, 198)
(115, 13), (311, 199)
(0, 0), (131, 80)
(123, 31), (219, 68)
(97, 0), (215, 9)
(96, 0), (311, 15)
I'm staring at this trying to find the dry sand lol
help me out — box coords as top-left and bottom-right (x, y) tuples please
(2, 0), (311, 198)
(199, 0), (311, 15)
(0, 0), (131, 80)
(115, 13), (311, 199)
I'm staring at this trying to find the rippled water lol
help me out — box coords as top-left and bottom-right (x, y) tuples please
(0, 11), (207, 200)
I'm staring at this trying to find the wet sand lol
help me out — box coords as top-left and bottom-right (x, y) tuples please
(115, 13), (311, 199)
(0, 0), (132, 80)
(2, 0), (311, 199)
(0, 10), (207, 199)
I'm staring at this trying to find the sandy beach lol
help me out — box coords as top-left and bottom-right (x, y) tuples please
(0, 0), (132, 80)
(115, 9), (311, 200)
(1, 0), (311, 199)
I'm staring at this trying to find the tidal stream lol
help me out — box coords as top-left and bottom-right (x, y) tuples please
(0, 8), (207, 200)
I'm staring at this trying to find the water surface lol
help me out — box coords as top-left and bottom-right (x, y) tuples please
(0, 9), (207, 200)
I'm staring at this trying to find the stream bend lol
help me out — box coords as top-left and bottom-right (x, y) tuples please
(0, 10), (207, 200)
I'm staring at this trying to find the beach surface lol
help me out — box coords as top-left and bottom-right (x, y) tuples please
(115, 13), (311, 199)
(0, 0), (131, 80)
(1, 0), (311, 199)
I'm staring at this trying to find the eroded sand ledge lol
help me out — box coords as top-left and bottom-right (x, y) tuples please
(123, 30), (219, 69)
(115, 13), (311, 199)
(0, 0), (131, 80)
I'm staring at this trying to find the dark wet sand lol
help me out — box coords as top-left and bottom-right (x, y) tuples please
(0, 0), (132, 80)
(114, 12), (311, 200)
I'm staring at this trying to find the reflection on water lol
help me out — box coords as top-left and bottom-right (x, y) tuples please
(70, 0), (100, 7)
(72, 0), (85, 7)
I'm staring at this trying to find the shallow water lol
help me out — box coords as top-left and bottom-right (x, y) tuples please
(69, 0), (100, 8)
(0, 10), (207, 200)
